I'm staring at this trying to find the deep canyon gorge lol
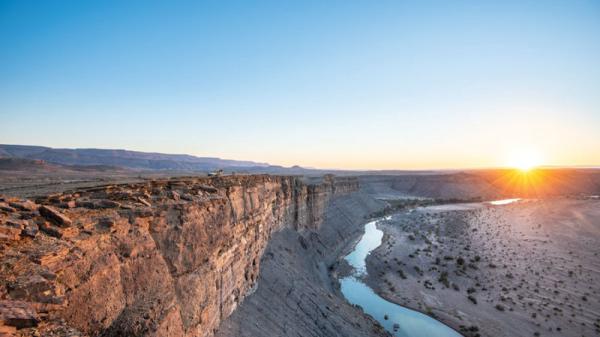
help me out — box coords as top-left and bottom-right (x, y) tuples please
(1, 171), (600, 337)
(0, 174), (389, 337)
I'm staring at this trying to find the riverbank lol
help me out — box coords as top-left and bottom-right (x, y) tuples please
(338, 219), (462, 337)
(364, 197), (600, 337)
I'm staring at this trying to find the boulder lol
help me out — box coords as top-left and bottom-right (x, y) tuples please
(21, 222), (38, 238)
(0, 202), (15, 213)
(46, 194), (62, 204)
(97, 216), (115, 228)
(197, 184), (218, 194)
(181, 193), (194, 201)
(8, 200), (37, 212)
(18, 212), (36, 220)
(39, 206), (72, 227)
(111, 191), (133, 200)
(0, 300), (39, 329)
(75, 200), (96, 209)
(95, 200), (121, 209)
(4, 220), (24, 229)
(6, 275), (55, 303)
(39, 221), (78, 239)
(58, 201), (77, 209)
(38, 222), (64, 238)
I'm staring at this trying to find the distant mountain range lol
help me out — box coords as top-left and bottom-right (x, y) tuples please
(0, 144), (269, 172)
(0, 144), (436, 176)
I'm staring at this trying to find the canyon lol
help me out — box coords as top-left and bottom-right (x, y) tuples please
(0, 174), (382, 337)
(2, 170), (600, 337)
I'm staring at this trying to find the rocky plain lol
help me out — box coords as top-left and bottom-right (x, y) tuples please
(0, 167), (599, 337)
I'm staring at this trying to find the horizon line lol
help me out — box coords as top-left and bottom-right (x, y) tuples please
(2, 143), (600, 172)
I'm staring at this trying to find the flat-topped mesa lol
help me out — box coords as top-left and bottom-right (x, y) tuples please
(0, 174), (358, 337)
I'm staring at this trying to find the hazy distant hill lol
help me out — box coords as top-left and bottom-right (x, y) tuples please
(0, 157), (133, 173)
(0, 144), (269, 171)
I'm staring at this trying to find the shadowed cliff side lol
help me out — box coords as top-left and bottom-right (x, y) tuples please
(0, 175), (360, 337)
(215, 191), (390, 337)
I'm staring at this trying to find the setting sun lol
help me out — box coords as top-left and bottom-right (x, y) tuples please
(507, 149), (543, 172)
(514, 161), (536, 172)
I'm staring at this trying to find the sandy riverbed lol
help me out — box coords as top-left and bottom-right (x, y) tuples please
(365, 197), (600, 337)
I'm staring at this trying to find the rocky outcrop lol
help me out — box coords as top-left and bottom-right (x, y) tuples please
(0, 175), (358, 336)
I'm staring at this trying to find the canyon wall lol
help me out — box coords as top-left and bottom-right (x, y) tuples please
(0, 175), (358, 336)
(215, 188), (389, 337)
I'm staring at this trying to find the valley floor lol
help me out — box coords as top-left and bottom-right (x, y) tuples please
(364, 197), (600, 337)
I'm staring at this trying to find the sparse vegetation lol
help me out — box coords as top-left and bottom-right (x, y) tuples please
(356, 191), (599, 337)
(438, 271), (450, 288)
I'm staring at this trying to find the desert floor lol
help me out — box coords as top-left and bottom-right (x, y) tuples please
(365, 197), (600, 337)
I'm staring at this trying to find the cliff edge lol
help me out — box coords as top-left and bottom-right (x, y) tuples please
(0, 175), (361, 336)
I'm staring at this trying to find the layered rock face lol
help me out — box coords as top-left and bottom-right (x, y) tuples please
(216, 190), (389, 337)
(0, 175), (358, 336)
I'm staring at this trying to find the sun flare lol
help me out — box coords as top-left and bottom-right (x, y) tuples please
(507, 149), (543, 172)
(514, 160), (536, 172)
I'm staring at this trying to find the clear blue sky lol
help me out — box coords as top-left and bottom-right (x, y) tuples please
(1, 1), (599, 169)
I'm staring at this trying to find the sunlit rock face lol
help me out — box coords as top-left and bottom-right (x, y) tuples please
(0, 175), (358, 337)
